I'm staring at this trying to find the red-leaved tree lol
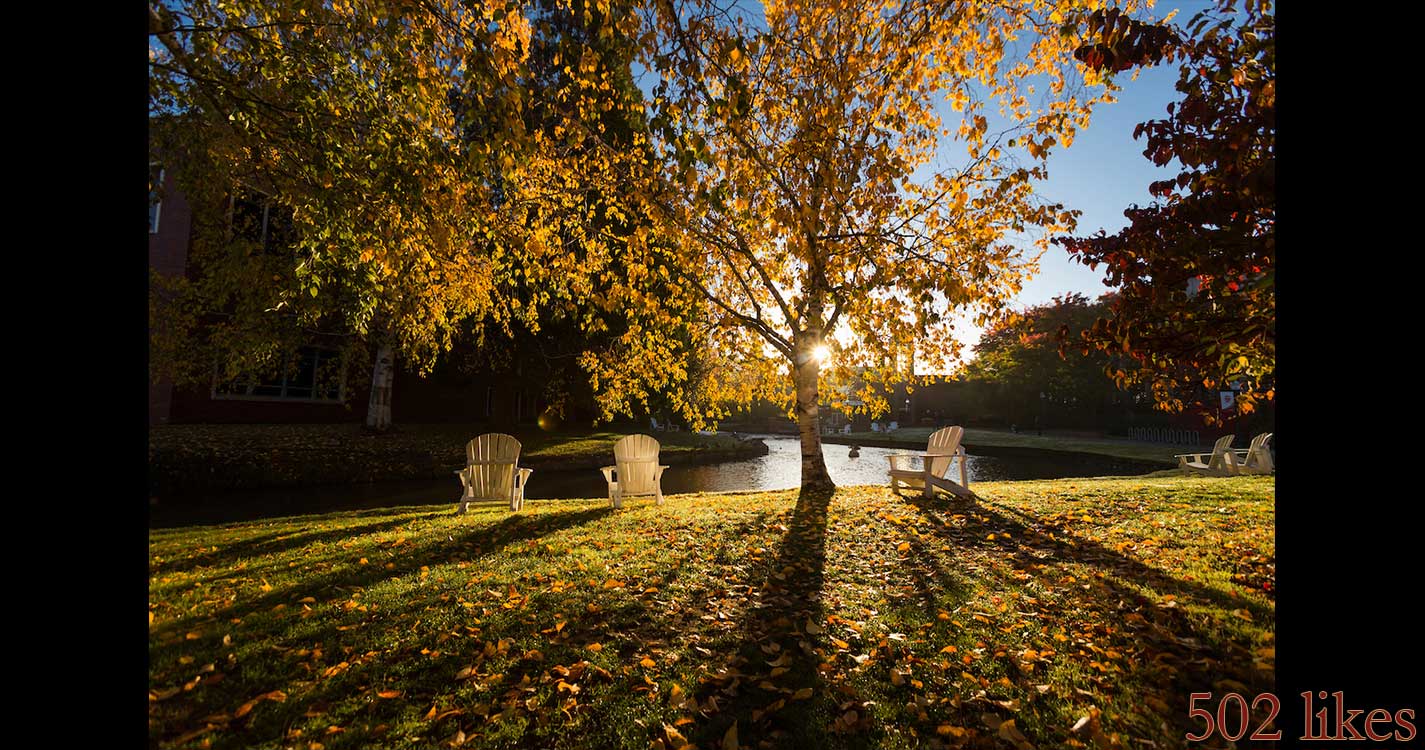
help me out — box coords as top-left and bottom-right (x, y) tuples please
(1055, 1), (1274, 422)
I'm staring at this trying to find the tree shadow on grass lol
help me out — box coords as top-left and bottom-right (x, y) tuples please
(150, 515), (441, 577)
(150, 507), (618, 747)
(908, 492), (1271, 623)
(898, 491), (1273, 741)
(684, 484), (842, 749)
(404, 510), (783, 749)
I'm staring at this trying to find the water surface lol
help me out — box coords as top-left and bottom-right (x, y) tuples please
(151, 435), (1160, 528)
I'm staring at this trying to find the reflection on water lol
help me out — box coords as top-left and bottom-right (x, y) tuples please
(152, 435), (1160, 528)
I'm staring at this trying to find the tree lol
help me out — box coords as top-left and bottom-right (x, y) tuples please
(562, 0), (1146, 488)
(964, 294), (1126, 428)
(148, 0), (537, 430)
(1053, 1), (1274, 422)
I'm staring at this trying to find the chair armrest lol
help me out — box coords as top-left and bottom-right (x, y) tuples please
(654, 465), (669, 479)
(516, 468), (533, 487)
(600, 466), (616, 483)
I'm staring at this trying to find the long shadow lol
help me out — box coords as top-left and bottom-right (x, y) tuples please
(150, 507), (613, 641)
(899, 491), (1274, 738)
(359, 510), (779, 749)
(687, 484), (838, 749)
(149, 515), (434, 576)
(148, 505), (617, 748)
(162, 503), (781, 750)
(906, 493), (1272, 622)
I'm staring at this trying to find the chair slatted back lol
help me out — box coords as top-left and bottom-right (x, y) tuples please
(1207, 434), (1235, 471)
(926, 426), (965, 479)
(614, 434), (661, 495)
(465, 433), (521, 501)
(1249, 432), (1273, 470)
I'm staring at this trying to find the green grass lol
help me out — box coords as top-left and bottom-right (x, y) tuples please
(149, 475), (1274, 749)
(149, 424), (757, 494)
(827, 427), (1214, 466)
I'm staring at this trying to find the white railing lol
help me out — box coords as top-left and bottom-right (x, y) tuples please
(1127, 427), (1201, 445)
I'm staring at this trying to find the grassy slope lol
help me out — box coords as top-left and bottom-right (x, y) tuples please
(826, 427), (1212, 466)
(149, 476), (1275, 750)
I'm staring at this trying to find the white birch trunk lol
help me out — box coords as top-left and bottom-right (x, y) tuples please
(365, 344), (394, 432)
(793, 333), (834, 490)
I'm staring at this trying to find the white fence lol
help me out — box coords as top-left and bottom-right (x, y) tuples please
(1127, 427), (1201, 445)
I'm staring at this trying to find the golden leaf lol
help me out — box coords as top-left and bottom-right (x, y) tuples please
(722, 721), (739, 750)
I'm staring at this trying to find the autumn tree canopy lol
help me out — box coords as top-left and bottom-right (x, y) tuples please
(148, 0), (538, 429)
(560, 0), (1148, 487)
(1054, 0), (1275, 421)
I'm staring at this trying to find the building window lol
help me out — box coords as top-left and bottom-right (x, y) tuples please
(213, 346), (346, 402)
(149, 164), (164, 234)
(229, 189), (295, 254)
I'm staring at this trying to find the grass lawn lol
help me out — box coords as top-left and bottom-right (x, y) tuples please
(149, 424), (758, 494)
(149, 475), (1275, 749)
(827, 427), (1214, 467)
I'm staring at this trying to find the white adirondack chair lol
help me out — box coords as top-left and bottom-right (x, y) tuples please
(887, 421), (899, 432)
(1175, 434), (1238, 476)
(455, 433), (533, 513)
(888, 425), (972, 499)
(1232, 433), (1274, 474)
(841, 424), (852, 435)
(871, 422), (882, 433)
(601, 434), (668, 508)
(649, 417), (662, 431)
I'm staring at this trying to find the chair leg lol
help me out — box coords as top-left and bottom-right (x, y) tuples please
(656, 485), (665, 506)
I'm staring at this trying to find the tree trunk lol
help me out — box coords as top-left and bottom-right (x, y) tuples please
(793, 333), (834, 490)
(365, 344), (394, 432)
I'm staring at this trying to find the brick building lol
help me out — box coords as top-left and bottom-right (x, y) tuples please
(148, 162), (563, 428)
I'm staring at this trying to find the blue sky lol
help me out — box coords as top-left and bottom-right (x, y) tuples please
(1014, 48), (1184, 309)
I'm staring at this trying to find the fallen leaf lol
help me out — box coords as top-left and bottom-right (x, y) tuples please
(663, 723), (689, 748)
(722, 721), (739, 750)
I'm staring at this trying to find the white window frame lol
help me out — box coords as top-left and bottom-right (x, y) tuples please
(212, 346), (348, 404)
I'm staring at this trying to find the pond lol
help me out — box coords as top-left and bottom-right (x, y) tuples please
(150, 435), (1162, 528)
